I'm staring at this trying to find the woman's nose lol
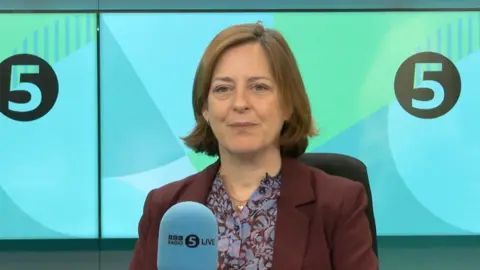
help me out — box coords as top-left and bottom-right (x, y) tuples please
(232, 88), (250, 112)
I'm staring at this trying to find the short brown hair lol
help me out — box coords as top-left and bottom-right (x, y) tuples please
(182, 22), (317, 158)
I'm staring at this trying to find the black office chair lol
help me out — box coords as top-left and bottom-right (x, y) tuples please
(299, 153), (378, 257)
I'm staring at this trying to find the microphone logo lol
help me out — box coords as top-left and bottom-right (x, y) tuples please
(167, 234), (184, 245)
(185, 234), (200, 248)
(167, 234), (215, 248)
(0, 54), (59, 122)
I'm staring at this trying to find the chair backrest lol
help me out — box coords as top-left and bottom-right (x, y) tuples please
(298, 153), (378, 257)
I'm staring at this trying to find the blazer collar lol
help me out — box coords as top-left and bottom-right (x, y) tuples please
(176, 157), (315, 270)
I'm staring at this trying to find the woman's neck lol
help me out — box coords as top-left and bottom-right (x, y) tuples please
(218, 147), (282, 192)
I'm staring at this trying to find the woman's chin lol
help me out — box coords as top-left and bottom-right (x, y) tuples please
(224, 143), (264, 156)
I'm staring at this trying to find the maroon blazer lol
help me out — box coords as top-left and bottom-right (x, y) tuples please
(129, 157), (378, 270)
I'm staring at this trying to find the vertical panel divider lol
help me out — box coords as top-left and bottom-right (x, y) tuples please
(95, 9), (103, 270)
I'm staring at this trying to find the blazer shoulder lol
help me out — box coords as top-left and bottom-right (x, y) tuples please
(130, 171), (211, 270)
(305, 164), (364, 192)
(303, 165), (366, 207)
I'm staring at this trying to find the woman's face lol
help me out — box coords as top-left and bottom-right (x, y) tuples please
(203, 42), (287, 156)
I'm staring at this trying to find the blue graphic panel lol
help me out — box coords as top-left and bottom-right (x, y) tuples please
(99, 12), (480, 238)
(387, 51), (480, 234)
(0, 14), (98, 239)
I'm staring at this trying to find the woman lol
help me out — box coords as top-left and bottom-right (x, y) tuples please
(130, 22), (378, 270)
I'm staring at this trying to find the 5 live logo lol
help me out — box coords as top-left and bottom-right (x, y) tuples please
(394, 52), (461, 119)
(0, 54), (59, 122)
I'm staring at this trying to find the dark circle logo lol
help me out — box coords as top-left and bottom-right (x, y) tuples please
(0, 54), (59, 121)
(394, 51), (461, 119)
(185, 234), (199, 248)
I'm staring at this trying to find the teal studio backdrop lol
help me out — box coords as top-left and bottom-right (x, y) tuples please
(0, 1), (479, 269)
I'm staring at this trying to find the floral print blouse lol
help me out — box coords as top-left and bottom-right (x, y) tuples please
(206, 173), (282, 270)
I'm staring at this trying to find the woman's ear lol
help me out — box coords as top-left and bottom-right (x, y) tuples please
(281, 100), (293, 122)
(283, 110), (292, 122)
(202, 109), (209, 124)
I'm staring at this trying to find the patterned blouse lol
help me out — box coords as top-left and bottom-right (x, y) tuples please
(206, 173), (282, 270)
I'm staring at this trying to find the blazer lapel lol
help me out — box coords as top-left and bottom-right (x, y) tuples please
(273, 158), (316, 270)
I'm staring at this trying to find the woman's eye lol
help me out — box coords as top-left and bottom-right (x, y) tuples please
(253, 84), (269, 91)
(213, 86), (229, 93)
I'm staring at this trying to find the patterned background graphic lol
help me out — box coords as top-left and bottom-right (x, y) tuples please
(1, 12), (479, 240)
(0, 14), (98, 239)
(100, 12), (480, 238)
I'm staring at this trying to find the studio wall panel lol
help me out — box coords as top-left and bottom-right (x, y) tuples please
(2, 0), (480, 12)
(99, 12), (480, 238)
(0, 13), (99, 239)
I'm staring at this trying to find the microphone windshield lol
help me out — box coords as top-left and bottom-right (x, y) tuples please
(157, 201), (218, 270)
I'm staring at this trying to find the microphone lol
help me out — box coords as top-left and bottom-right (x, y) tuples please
(157, 201), (218, 270)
